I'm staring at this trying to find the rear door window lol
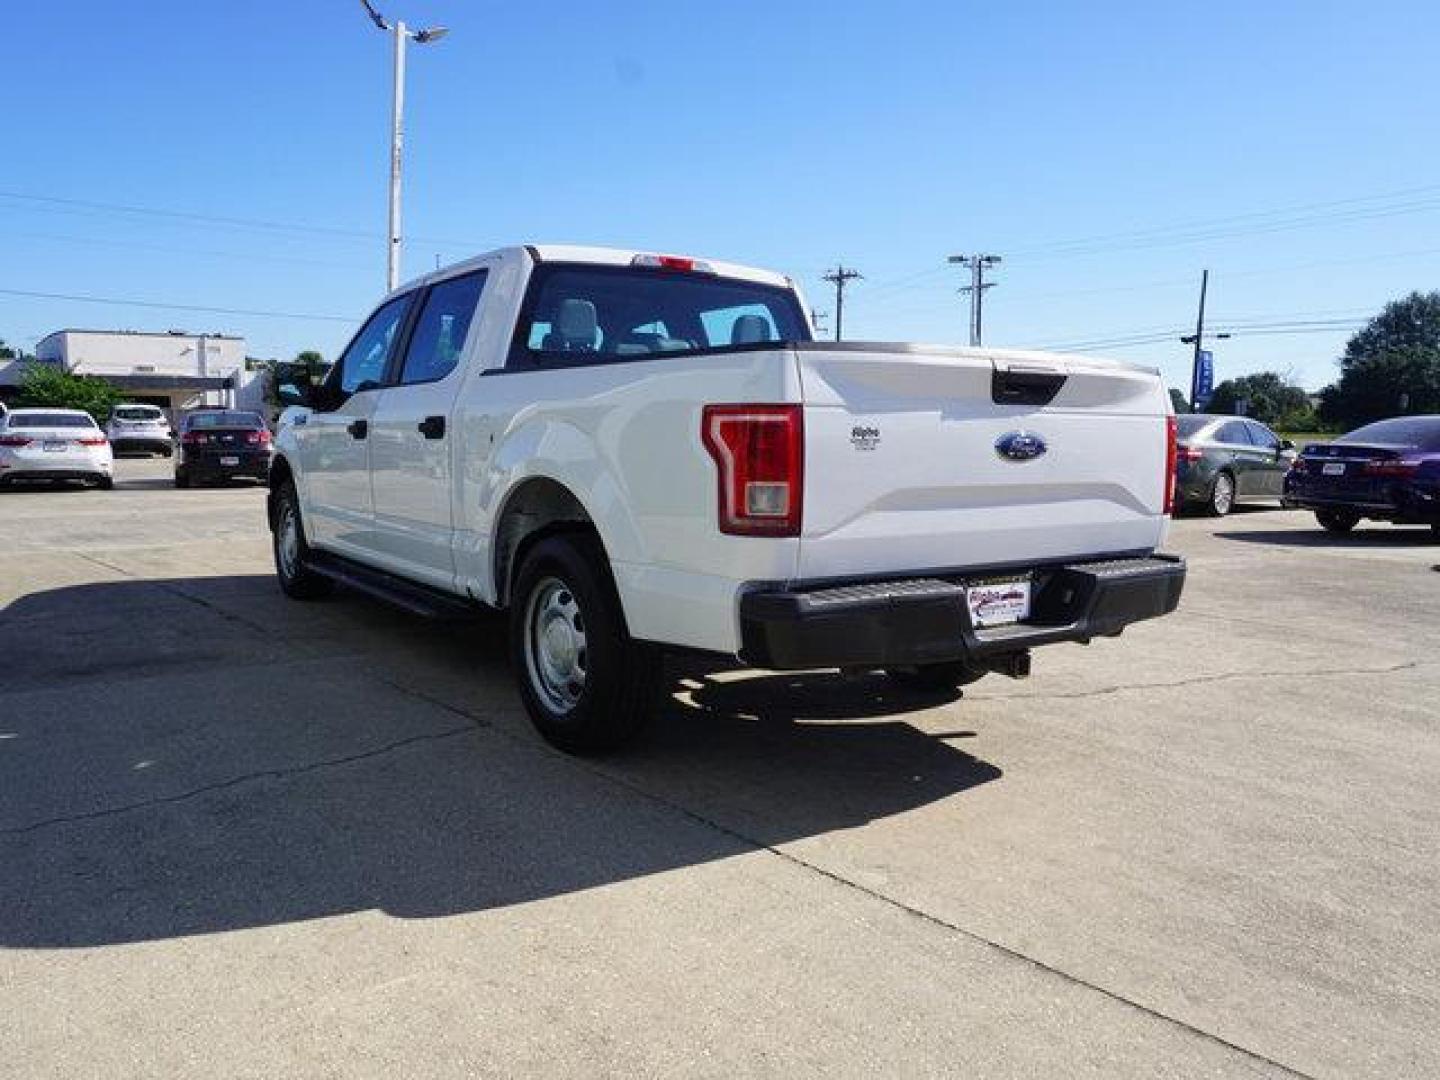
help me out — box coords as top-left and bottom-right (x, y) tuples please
(1215, 420), (1252, 445)
(397, 271), (488, 385)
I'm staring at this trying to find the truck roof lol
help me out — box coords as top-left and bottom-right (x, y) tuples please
(396, 244), (794, 298)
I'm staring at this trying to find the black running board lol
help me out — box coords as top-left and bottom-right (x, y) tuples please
(305, 551), (483, 620)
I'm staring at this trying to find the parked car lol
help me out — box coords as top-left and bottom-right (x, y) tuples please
(0, 407), (113, 489)
(174, 409), (272, 487)
(106, 403), (173, 457)
(1173, 414), (1295, 516)
(267, 244), (1186, 752)
(1284, 415), (1440, 536)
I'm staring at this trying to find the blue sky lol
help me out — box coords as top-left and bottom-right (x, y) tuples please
(4, 0), (1438, 392)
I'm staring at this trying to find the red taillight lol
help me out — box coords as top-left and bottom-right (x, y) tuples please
(631, 253), (716, 274)
(701, 404), (804, 537)
(77, 435), (108, 446)
(0, 435), (31, 447)
(1363, 458), (1421, 478)
(183, 431), (208, 445)
(246, 429), (271, 445)
(1289, 457), (1308, 474)
(1177, 445), (1204, 463)
(1163, 415), (1178, 515)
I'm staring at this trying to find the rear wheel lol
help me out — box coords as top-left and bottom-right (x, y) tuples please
(1207, 471), (1236, 517)
(1316, 508), (1359, 534)
(509, 532), (659, 754)
(174, 468), (190, 489)
(96, 475), (114, 491)
(884, 661), (987, 691)
(273, 480), (333, 600)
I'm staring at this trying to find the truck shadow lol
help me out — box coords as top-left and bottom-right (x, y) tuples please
(0, 575), (999, 949)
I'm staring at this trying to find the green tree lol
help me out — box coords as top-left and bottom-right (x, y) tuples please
(1319, 346), (1440, 428)
(294, 349), (326, 371)
(1206, 372), (1313, 428)
(1341, 291), (1440, 369)
(0, 339), (16, 360)
(15, 363), (122, 423)
(1168, 387), (1189, 414)
(1320, 293), (1440, 428)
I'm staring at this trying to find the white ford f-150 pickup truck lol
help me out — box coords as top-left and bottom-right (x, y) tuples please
(269, 244), (1185, 751)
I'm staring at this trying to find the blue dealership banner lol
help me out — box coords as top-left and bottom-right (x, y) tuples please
(1194, 350), (1214, 408)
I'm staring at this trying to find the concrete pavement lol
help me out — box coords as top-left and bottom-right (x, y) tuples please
(2, 458), (1436, 1078)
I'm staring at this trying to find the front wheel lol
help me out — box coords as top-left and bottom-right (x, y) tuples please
(1316, 508), (1359, 534)
(509, 533), (659, 754)
(95, 475), (114, 491)
(884, 661), (987, 691)
(272, 480), (333, 600)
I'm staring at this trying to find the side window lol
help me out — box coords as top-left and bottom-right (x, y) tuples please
(337, 295), (411, 397)
(1216, 420), (1251, 445)
(1247, 421), (1280, 450)
(397, 271), (488, 385)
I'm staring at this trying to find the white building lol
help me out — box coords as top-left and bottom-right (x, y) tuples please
(18, 329), (266, 415)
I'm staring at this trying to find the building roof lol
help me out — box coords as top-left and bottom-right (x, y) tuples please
(37, 329), (244, 345)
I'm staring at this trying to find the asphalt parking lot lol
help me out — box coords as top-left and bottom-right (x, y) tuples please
(2, 457), (1436, 1079)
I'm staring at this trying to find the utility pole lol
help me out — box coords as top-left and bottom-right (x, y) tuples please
(822, 265), (862, 341)
(948, 254), (1002, 346)
(359, 1), (449, 292)
(1180, 269), (1230, 412)
(810, 308), (830, 338)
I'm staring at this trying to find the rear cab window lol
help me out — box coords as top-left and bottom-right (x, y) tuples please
(510, 264), (810, 369)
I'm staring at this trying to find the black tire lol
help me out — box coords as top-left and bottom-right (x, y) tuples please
(272, 480), (333, 600)
(174, 469), (190, 489)
(1207, 471), (1236, 517)
(509, 532), (660, 754)
(96, 475), (114, 491)
(161, 447), (173, 459)
(1316, 508), (1359, 534)
(884, 661), (987, 691)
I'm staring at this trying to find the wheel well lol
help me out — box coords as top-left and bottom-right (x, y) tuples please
(494, 477), (598, 608)
(267, 455), (294, 532)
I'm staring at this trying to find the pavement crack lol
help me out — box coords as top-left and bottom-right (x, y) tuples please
(0, 725), (477, 838)
(977, 659), (1422, 703)
(571, 758), (1318, 1079)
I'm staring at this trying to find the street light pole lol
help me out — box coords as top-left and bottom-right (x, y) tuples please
(387, 20), (407, 292)
(360, 2), (448, 293)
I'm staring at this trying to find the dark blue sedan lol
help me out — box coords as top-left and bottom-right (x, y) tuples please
(1284, 415), (1440, 536)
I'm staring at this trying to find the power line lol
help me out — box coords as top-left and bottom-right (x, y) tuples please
(0, 189), (485, 249)
(0, 287), (356, 324)
(821, 265), (863, 341)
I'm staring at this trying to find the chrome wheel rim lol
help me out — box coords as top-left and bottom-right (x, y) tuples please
(1214, 475), (1234, 514)
(524, 576), (587, 714)
(277, 501), (301, 580)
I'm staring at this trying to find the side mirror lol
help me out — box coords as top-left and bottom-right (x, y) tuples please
(277, 382), (309, 408)
(1280, 439), (1295, 451)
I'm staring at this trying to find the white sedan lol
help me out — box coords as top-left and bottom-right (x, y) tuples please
(0, 408), (114, 489)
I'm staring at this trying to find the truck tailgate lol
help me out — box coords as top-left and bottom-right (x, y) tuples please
(795, 344), (1170, 581)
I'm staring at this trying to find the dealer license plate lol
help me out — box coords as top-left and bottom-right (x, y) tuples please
(42, 440), (66, 452)
(1322, 462), (1346, 476)
(966, 577), (1032, 628)
(219, 455), (240, 466)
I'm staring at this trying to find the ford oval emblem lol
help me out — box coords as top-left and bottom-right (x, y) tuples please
(995, 431), (1047, 462)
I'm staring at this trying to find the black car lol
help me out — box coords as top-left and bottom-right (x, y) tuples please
(1173, 415), (1296, 516)
(1284, 415), (1440, 536)
(174, 410), (272, 488)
